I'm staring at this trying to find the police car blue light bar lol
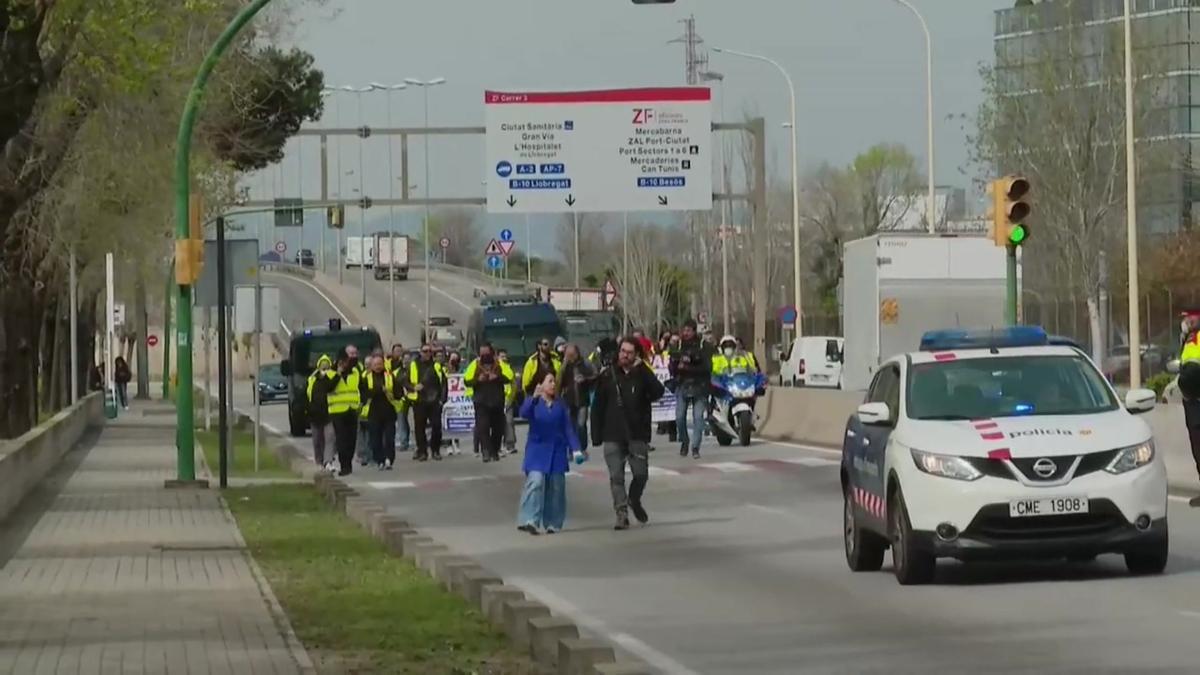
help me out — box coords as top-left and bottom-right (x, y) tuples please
(919, 326), (1048, 352)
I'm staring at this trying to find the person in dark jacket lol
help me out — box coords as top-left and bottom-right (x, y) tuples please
(359, 355), (398, 470)
(591, 336), (666, 530)
(560, 343), (596, 450)
(306, 354), (337, 470)
(408, 344), (447, 461)
(669, 319), (712, 459)
(464, 343), (514, 463)
(113, 357), (132, 410)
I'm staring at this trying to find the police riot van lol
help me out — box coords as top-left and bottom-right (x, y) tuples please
(840, 326), (1167, 585)
(280, 320), (382, 436)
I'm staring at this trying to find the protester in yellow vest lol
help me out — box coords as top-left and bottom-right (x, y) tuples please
(522, 339), (562, 396)
(408, 345), (448, 461)
(360, 355), (398, 470)
(328, 354), (362, 476)
(306, 354), (337, 471)
(498, 349), (519, 455)
(464, 343), (515, 462)
(1177, 312), (1200, 507)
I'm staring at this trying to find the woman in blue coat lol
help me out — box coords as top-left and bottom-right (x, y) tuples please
(518, 373), (583, 534)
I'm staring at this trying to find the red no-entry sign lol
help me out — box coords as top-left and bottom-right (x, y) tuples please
(147, 335), (159, 347)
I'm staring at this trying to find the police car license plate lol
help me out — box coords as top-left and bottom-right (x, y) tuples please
(1009, 496), (1088, 518)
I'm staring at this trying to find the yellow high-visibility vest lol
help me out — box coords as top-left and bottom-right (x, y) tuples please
(711, 353), (754, 376)
(328, 370), (361, 414)
(361, 371), (395, 417)
(407, 360), (446, 401)
(463, 358), (515, 398)
(522, 355), (562, 391)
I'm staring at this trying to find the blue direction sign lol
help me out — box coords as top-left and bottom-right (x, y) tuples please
(499, 229), (514, 242)
(496, 161), (513, 178)
(487, 255), (503, 270)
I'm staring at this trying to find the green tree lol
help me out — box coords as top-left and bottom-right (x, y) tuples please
(850, 143), (921, 235)
(205, 47), (325, 171)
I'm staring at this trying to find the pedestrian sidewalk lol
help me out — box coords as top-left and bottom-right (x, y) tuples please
(0, 401), (311, 674)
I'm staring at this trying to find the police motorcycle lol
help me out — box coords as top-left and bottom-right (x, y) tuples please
(708, 341), (768, 447)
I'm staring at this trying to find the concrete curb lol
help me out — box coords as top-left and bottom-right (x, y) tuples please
(254, 414), (662, 673)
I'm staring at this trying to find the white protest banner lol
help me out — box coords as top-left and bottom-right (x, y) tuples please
(650, 354), (676, 424)
(442, 374), (475, 434)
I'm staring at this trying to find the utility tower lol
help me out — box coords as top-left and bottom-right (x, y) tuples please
(669, 15), (709, 85)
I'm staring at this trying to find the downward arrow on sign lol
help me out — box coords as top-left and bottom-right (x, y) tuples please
(506, 195), (517, 207)
(565, 194), (576, 207)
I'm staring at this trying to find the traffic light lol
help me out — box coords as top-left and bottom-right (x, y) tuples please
(176, 195), (206, 285)
(327, 205), (345, 229)
(988, 176), (1032, 247)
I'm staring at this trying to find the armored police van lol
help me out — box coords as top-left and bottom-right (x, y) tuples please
(280, 320), (382, 436)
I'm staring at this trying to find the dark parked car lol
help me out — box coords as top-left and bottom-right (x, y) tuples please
(294, 249), (315, 268)
(256, 364), (289, 404)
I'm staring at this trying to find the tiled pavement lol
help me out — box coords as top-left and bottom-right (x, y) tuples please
(0, 403), (310, 674)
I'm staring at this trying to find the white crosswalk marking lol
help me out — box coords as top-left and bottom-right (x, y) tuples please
(643, 466), (682, 477)
(367, 481), (417, 489)
(701, 462), (759, 473)
(779, 457), (839, 468)
(452, 475), (495, 483)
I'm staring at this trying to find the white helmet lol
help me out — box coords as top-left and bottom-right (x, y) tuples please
(719, 334), (737, 349)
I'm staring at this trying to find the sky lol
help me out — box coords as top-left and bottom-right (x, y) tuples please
(243, 0), (1004, 261)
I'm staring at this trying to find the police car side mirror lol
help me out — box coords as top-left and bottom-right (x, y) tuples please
(1166, 359), (1181, 375)
(280, 360), (293, 377)
(1124, 388), (1156, 414)
(858, 402), (892, 426)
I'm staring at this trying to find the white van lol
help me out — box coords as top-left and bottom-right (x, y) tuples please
(344, 237), (374, 268)
(778, 336), (844, 389)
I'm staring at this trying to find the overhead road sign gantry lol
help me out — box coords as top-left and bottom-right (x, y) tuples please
(485, 88), (713, 214)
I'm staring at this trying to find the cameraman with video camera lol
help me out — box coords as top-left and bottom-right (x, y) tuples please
(669, 319), (712, 459)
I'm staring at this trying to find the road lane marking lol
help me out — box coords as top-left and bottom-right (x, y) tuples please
(777, 457), (839, 468)
(753, 437), (842, 457)
(279, 318), (292, 338)
(270, 272), (350, 323)
(367, 481), (417, 490)
(1179, 610), (1200, 620)
(699, 462), (758, 473)
(744, 503), (811, 524)
(431, 284), (472, 311)
(506, 577), (705, 675)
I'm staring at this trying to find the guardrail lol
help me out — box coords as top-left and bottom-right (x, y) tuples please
(260, 262), (315, 279)
(0, 393), (104, 522)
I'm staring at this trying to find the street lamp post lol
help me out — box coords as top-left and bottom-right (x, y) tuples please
(341, 85), (372, 309)
(405, 77), (447, 339)
(370, 83), (408, 340)
(712, 47), (803, 336)
(888, 0), (937, 233)
(1123, 0), (1142, 388)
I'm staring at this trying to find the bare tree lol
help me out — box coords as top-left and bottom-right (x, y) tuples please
(430, 208), (482, 268)
(850, 143), (921, 235)
(971, 3), (1173, 360)
(554, 213), (612, 286)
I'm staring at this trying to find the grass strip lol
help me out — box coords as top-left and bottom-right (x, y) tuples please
(227, 484), (534, 674)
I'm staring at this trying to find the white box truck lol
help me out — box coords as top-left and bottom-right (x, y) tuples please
(842, 233), (1016, 392)
(344, 236), (374, 268)
(546, 288), (604, 312)
(373, 233), (411, 280)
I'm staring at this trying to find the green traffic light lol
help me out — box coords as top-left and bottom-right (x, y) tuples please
(1009, 224), (1028, 245)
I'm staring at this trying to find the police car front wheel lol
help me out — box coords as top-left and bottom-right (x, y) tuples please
(890, 488), (936, 585)
(1124, 530), (1169, 576)
(843, 489), (885, 572)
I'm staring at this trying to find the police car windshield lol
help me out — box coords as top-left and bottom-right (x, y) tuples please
(907, 355), (1118, 421)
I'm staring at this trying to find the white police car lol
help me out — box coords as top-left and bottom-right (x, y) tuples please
(841, 326), (1167, 585)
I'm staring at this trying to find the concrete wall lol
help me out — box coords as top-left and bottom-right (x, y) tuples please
(758, 387), (1200, 494)
(0, 393), (105, 523)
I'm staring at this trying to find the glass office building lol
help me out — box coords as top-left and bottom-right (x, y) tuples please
(994, 0), (1200, 234)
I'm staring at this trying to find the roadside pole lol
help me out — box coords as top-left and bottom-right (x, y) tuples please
(526, 214), (532, 284)
(622, 212), (629, 335)
(105, 253), (115, 416)
(254, 267), (262, 472)
(216, 217), (230, 489)
(204, 306), (212, 431)
(69, 249), (79, 405)
(162, 269), (172, 401)
(172, 0), (272, 485)
(1005, 245), (1018, 326)
(573, 210), (581, 307)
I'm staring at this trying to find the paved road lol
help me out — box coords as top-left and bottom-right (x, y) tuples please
(333, 266), (498, 347)
(255, 274), (1200, 674)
